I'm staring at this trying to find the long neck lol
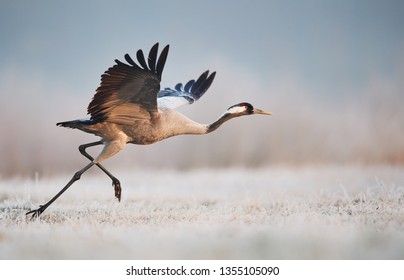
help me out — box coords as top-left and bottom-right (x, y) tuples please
(159, 109), (241, 138)
(168, 111), (239, 136)
(207, 112), (239, 133)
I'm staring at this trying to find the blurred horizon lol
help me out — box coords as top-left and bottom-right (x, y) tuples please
(1, 0), (404, 177)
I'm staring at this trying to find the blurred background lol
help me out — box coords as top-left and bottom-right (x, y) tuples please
(1, 0), (403, 177)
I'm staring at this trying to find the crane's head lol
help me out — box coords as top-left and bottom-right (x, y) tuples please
(226, 102), (272, 116)
(207, 102), (272, 133)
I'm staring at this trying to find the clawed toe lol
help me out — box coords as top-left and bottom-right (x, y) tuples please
(26, 206), (44, 220)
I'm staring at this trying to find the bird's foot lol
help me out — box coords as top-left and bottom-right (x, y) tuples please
(26, 205), (46, 221)
(113, 180), (121, 202)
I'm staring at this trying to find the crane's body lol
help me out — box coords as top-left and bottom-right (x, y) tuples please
(26, 43), (271, 219)
(59, 108), (209, 146)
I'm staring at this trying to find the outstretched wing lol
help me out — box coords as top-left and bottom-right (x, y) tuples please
(87, 43), (169, 125)
(157, 70), (216, 109)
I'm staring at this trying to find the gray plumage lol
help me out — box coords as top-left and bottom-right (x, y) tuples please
(26, 43), (271, 219)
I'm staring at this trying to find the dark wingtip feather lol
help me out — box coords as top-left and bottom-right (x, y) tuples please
(148, 43), (159, 72)
(114, 59), (124, 65)
(175, 83), (183, 91)
(184, 80), (195, 92)
(136, 49), (148, 69)
(156, 44), (169, 80)
(190, 70), (216, 100)
(124, 53), (136, 66)
(193, 71), (209, 89)
(204, 71), (216, 91)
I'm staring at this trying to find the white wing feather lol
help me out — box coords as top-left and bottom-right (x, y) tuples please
(157, 71), (216, 110)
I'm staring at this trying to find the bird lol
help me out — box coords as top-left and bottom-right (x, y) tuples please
(26, 43), (272, 219)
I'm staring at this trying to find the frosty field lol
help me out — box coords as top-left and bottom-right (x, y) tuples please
(1, 165), (403, 260)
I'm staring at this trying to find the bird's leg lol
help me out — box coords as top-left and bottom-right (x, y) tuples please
(26, 162), (95, 220)
(79, 141), (121, 201)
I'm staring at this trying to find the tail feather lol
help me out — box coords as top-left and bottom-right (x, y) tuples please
(57, 119), (93, 129)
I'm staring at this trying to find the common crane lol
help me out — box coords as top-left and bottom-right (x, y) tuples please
(26, 43), (272, 219)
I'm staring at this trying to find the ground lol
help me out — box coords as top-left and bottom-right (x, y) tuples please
(1, 165), (403, 259)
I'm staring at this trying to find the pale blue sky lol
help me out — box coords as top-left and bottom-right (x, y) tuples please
(1, 0), (403, 97)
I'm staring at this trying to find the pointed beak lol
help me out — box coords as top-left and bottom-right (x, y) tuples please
(253, 108), (273, 115)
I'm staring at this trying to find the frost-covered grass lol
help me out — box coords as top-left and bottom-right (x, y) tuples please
(1, 165), (404, 259)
